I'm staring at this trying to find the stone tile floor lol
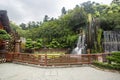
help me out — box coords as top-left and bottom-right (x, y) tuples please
(0, 63), (120, 80)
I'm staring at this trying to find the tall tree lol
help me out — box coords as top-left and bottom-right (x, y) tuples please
(81, 1), (95, 14)
(61, 7), (66, 15)
(111, 0), (120, 5)
(43, 15), (49, 22)
(20, 23), (26, 30)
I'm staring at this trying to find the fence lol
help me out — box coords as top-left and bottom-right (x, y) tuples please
(0, 53), (6, 63)
(3, 53), (110, 66)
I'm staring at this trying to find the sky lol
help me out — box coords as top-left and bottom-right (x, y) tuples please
(0, 0), (112, 25)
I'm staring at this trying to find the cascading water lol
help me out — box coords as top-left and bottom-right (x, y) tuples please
(104, 31), (120, 52)
(72, 33), (85, 54)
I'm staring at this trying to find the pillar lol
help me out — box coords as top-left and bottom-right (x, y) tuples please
(15, 40), (21, 53)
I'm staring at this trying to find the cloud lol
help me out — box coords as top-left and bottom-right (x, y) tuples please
(0, 0), (58, 24)
(0, 0), (112, 24)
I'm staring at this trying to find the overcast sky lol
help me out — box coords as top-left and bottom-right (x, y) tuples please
(0, 0), (112, 25)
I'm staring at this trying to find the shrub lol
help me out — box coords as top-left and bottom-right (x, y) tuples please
(0, 29), (11, 40)
(93, 52), (120, 70)
(93, 61), (120, 71)
(107, 52), (120, 64)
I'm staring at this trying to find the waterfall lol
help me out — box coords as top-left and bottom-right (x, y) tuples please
(104, 31), (120, 52)
(72, 34), (85, 54)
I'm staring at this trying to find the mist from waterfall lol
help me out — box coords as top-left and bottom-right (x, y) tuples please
(104, 31), (120, 52)
(72, 34), (85, 54)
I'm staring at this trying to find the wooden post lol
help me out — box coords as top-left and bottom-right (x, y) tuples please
(44, 54), (47, 66)
(87, 54), (90, 64)
(97, 54), (103, 62)
(87, 49), (90, 54)
(5, 53), (14, 62)
(15, 40), (21, 53)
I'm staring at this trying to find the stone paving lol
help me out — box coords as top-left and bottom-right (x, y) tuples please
(0, 63), (120, 80)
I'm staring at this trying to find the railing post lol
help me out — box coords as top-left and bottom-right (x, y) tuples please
(44, 54), (47, 66)
(97, 54), (103, 62)
(5, 53), (14, 62)
(88, 54), (90, 64)
(38, 55), (41, 65)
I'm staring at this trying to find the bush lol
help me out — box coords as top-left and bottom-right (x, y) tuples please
(107, 52), (120, 64)
(93, 61), (120, 71)
(0, 29), (11, 40)
(93, 52), (120, 70)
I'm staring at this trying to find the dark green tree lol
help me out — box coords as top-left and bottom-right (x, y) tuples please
(111, 0), (120, 5)
(20, 23), (26, 30)
(81, 1), (95, 14)
(61, 7), (66, 15)
(43, 15), (49, 22)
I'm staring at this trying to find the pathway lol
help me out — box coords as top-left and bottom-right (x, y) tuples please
(0, 63), (120, 80)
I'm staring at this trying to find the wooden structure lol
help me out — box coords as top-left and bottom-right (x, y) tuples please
(5, 53), (110, 66)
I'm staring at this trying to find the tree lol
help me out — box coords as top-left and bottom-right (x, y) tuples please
(50, 17), (54, 21)
(20, 23), (26, 30)
(43, 15), (49, 22)
(68, 7), (87, 32)
(94, 4), (108, 14)
(81, 1), (96, 14)
(100, 12), (120, 30)
(10, 22), (27, 37)
(25, 39), (34, 53)
(27, 21), (38, 29)
(111, 0), (120, 5)
(61, 7), (66, 15)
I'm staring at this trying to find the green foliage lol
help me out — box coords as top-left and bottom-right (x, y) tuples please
(66, 35), (78, 48)
(93, 61), (120, 70)
(34, 39), (43, 49)
(0, 29), (11, 40)
(9, 1), (120, 51)
(92, 28), (103, 53)
(43, 15), (49, 22)
(107, 52), (120, 64)
(68, 7), (87, 32)
(81, 1), (96, 14)
(10, 22), (27, 38)
(100, 12), (120, 30)
(111, 0), (120, 5)
(94, 52), (120, 70)
(99, 3), (120, 30)
(25, 39), (33, 49)
(49, 39), (60, 48)
(97, 28), (103, 52)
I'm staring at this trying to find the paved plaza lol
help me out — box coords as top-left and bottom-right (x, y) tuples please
(0, 63), (120, 80)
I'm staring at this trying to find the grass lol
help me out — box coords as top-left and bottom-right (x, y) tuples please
(34, 52), (65, 59)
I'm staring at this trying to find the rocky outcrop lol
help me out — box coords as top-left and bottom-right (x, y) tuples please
(0, 10), (11, 33)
